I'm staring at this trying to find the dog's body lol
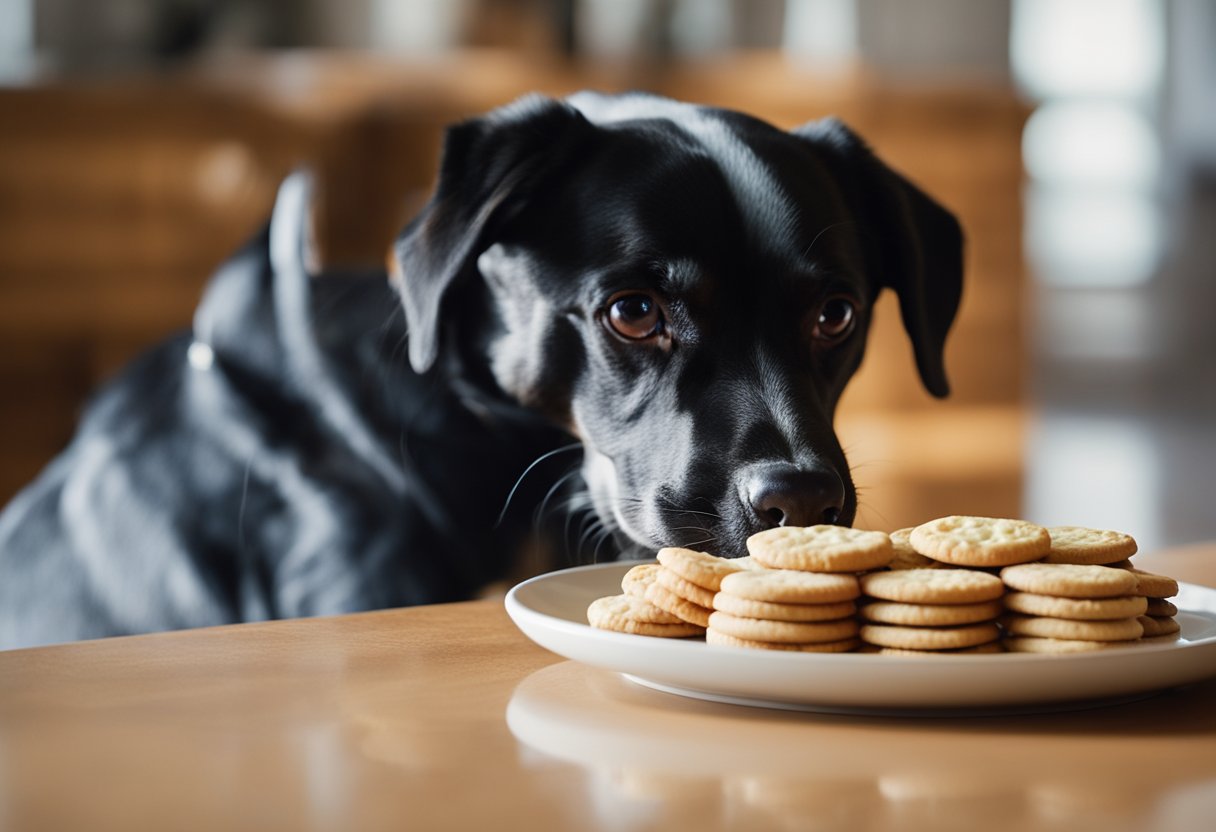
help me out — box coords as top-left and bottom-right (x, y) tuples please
(0, 92), (962, 650)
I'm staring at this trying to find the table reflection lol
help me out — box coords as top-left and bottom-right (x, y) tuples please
(506, 661), (1216, 832)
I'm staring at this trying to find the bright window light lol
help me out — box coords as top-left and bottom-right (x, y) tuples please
(1025, 188), (1164, 287)
(1023, 102), (1161, 189)
(1011, 0), (1164, 99)
(783, 0), (858, 66)
(1034, 290), (1155, 362)
(0, 0), (33, 82)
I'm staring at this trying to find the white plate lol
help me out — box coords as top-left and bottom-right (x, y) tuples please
(505, 561), (1216, 713)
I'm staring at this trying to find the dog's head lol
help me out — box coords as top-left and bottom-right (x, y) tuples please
(393, 92), (962, 558)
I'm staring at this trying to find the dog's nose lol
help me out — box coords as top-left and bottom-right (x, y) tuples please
(746, 465), (845, 528)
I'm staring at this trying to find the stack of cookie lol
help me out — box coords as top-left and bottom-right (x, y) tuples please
(585, 515), (1185, 654)
(700, 526), (893, 651)
(706, 568), (863, 652)
(1000, 563), (1148, 652)
(642, 547), (749, 630)
(858, 569), (1006, 654)
(1041, 525), (1183, 640)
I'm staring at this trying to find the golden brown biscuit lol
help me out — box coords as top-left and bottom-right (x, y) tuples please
(1000, 614), (1143, 642)
(747, 526), (894, 573)
(887, 527), (942, 570)
(586, 595), (702, 636)
(1128, 568), (1180, 599)
(1146, 598), (1179, 617)
(656, 547), (745, 591)
(730, 556), (766, 571)
(999, 563), (1139, 599)
(861, 568), (1005, 604)
(620, 563), (661, 599)
(878, 642), (1004, 656)
(712, 592), (857, 622)
(1043, 526), (1138, 564)
(718, 568), (860, 604)
(705, 629), (860, 652)
(910, 516), (1050, 567)
(1137, 615), (1182, 638)
(1002, 636), (1136, 654)
(655, 567), (716, 608)
(1002, 592), (1147, 621)
(860, 622), (1000, 650)
(706, 611), (859, 644)
(860, 599), (1003, 626)
(644, 583), (712, 628)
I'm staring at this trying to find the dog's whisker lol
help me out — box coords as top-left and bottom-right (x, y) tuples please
(592, 526), (616, 564)
(854, 500), (893, 531)
(614, 496), (724, 521)
(590, 525), (614, 565)
(495, 443), (583, 528)
(533, 468), (583, 531)
(651, 503), (724, 520)
(577, 515), (606, 563)
(563, 509), (586, 565)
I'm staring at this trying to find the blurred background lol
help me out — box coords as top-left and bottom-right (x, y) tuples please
(0, 0), (1212, 556)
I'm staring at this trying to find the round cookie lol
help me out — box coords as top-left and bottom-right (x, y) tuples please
(621, 563), (661, 599)
(1001, 614), (1143, 642)
(656, 547), (745, 591)
(1146, 599), (1179, 617)
(860, 599), (1003, 626)
(860, 622), (1000, 650)
(586, 595), (702, 636)
(719, 568), (860, 604)
(705, 629), (860, 652)
(712, 592), (857, 622)
(1137, 615), (1182, 638)
(910, 516), (1050, 567)
(1003, 592), (1147, 621)
(1128, 569), (1179, 599)
(861, 568), (1005, 605)
(707, 611), (859, 644)
(1003, 637), (1134, 654)
(878, 642), (1004, 656)
(1000, 563), (1139, 599)
(1043, 526), (1138, 565)
(644, 583), (712, 628)
(888, 528), (942, 570)
(747, 526), (894, 573)
(656, 567), (716, 608)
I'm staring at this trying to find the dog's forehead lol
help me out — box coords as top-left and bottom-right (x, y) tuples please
(565, 93), (847, 272)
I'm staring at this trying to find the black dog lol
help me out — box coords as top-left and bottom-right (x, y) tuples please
(0, 92), (961, 650)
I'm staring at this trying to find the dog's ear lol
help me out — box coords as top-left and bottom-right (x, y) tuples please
(794, 118), (963, 398)
(392, 95), (591, 374)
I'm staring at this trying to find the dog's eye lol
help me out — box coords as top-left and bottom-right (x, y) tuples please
(812, 296), (857, 344)
(605, 292), (665, 341)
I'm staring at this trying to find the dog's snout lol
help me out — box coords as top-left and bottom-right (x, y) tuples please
(746, 465), (845, 529)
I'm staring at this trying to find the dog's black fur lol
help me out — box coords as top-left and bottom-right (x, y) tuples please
(0, 92), (962, 650)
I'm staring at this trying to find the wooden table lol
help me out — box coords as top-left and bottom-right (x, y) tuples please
(3, 546), (1215, 832)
